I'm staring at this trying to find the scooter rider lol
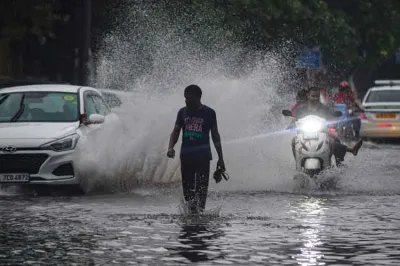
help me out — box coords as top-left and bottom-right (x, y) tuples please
(290, 89), (308, 156)
(293, 87), (363, 164)
(291, 89), (309, 119)
(288, 89), (309, 128)
(333, 81), (362, 138)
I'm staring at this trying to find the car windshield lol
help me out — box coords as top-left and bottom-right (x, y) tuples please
(366, 90), (400, 103)
(0, 91), (79, 123)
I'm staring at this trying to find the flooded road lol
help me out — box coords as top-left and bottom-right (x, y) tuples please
(1, 142), (400, 266)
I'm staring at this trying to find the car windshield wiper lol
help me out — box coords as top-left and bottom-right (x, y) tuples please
(0, 94), (10, 106)
(9, 94), (25, 122)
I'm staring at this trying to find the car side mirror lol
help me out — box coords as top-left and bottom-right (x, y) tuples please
(333, 111), (343, 117)
(282, 110), (293, 117)
(87, 114), (105, 124)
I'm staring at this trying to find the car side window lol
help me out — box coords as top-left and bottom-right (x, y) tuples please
(84, 94), (97, 116)
(93, 95), (111, 115)
(84, 92), (111, 116)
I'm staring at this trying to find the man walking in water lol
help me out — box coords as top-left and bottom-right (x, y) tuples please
(167, 84), (226, 214)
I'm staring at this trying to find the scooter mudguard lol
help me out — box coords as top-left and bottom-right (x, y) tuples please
(304, 158), (321, 170)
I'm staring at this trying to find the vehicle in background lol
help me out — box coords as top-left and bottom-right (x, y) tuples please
(0, 84), (120, 193)
(359, 80), (400, 140)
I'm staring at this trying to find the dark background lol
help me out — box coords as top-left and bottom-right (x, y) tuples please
(0, 0), (399, 99)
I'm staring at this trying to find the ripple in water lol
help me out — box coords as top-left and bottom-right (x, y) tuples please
(1, 194), (400, 265)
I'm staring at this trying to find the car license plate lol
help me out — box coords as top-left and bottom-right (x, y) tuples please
(303, 133), (319, 140)
(376, 113), (396, 119)
(0, 174), (29, 183)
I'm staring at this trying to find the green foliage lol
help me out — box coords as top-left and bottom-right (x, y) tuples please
(160, 0), (400, 68)
(0, 0), (68, 43)
(1, 0), (399, 70)
(333, 0), (400, 65)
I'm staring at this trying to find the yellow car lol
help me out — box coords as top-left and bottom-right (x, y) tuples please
(360, 80), (400, 139)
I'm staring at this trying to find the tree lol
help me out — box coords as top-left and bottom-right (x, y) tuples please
(0, 0), (69, 77)
(326, 0), (400, 66)
(0, 0), (70, 43)
(194, 0), (400, 70)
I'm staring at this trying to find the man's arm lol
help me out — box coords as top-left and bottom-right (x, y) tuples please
(210, 110), (225, 169)
(211, 124), (223, 161)
(168, 124), (181, 151)
(167, 109), (183, 157)
(294, 104), (306, 120)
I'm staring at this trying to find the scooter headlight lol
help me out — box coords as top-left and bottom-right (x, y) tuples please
(299, 119), (324, 133)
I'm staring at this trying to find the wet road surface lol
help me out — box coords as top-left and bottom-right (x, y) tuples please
(1, 142), (400, 265)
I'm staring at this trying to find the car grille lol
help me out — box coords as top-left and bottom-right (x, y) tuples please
(0, 154), (49, 174)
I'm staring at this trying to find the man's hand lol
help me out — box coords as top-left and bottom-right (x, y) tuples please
(168, 123), (181, 159)
(167, 149), (175, 158)
(217, 159), (225, 171)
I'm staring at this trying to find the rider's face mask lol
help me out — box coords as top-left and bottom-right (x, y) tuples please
(297, 96), (306, 103)
(308, 92), (320, 104)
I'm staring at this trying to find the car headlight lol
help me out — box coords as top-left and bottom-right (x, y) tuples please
(41, 134), (80, 152)
(299, 119), (324, 133)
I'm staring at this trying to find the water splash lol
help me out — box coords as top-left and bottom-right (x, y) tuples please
(75, 1), (298, 193)
(177, 198), (222, 219)
(76, 1), (400, 196)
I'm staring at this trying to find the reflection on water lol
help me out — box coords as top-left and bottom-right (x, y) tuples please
(291, 197), (326, 266)
(173, 222), (225, 262)
(0, 193), (400, 265)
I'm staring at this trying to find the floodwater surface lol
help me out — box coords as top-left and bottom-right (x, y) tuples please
(0, 142), (400, 266)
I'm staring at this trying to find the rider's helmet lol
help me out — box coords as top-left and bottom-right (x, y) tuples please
(339, 81), (350, 92)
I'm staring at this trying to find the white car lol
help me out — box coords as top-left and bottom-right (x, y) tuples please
(360, 80), (400, 139)
(0, 84), (120, 189)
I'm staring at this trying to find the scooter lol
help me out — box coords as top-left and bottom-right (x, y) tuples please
(282, 109), (342, 177)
